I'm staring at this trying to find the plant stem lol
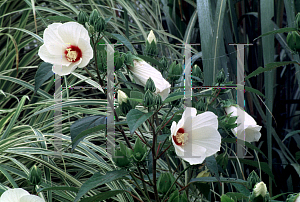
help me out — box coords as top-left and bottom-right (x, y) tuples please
(113, 109), (132, 149)
(129, 173), (151, 202)
(91, 37), (104, 87)
(137, 165), (151, 199)
(151, 115), (160, 202)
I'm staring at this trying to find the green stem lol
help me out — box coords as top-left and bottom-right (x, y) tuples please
(130, 172), (151, 202)
(91, 37), (104, 87)
(151, 115), (160, 202)
(137, 165), (151, 200)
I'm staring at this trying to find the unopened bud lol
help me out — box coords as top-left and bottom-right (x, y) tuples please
(147, 30), (156, 44)
(132, 138), (147, 162)
(168, 61), (182, 82)
(94, 17), (106, 33)
(157, 172), (176, 194)
(145, 77), (156, 93)
(143, 90), (155, 107)
(287, 31), (300, 52)
(215, 69), (226, 84)
(28, 165), (42, 186)
(253, 181), (267, 198)
(78, 10), (89, 25)
(89, 9), (99, 26)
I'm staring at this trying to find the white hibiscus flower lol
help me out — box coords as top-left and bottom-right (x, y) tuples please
(225, 105), (262, 142)
(130, 60), (171, 101)
(170, 107), (221, 165)
(38, 22), (93, 76)
(0, 188), (45, 202)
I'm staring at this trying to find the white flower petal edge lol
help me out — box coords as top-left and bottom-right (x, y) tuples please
(225, 105), (262, 142)
(20, 195), (45, 202)
(131, 60), (171, 101)
(0, 188), (29, 202)
(170, 107), (221, 165)
(38, 22), (93, 76)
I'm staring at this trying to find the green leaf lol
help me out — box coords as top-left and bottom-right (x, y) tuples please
(0, 165), (18, 188)
(37, 186), (78, 193)
(245, 61), (299, 80)
(74, 170), (130, 202)
(190, 177), (247, 185)
(244, 86), (265, 98)
(282, 130), (300, 142)
(126, 109), (154, 135)
(108, 33), (135, 54)
(225, 192), (249, 201)
(232, 183), (250, 196)
(79, 190), (126, 202)
(1, 95), (30, 140)
(46, 15), (75, 22)
(71, 72), (104, 94)
(70, 115), (106, 151)
(163, 91), (184, 104)
(205, 155), (220, 182)
(221, 194), (235, 202)
(296, 151), (300, 161)
(34, 62), (53, 93)
(254, 27), (297, 41)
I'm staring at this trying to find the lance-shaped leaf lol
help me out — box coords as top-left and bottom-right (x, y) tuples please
(126, 109), (154, 135)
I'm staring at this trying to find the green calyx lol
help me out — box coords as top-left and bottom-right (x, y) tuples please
(28, 165), (42, 186)
(131, 138), (147, 162)
(113, 142), (132, 167)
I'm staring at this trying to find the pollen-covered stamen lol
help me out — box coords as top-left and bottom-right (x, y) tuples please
(173, 128), (188, 146)
(64, 45), (82, 62)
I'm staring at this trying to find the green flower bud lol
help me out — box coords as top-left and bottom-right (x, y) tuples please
(117, 90), (132, 115)
(94, 17), (106, 33)
(168, 61), (182, 82)
(131, 138), (147, 162)
(155, 94), (162, 107)
(286, 193), (300, 202)
(296, 13), (300, 29)
(159, 56), (168, 71)
(143, 90), (155, 107)
(247, 170), (260, 189)
(287, 31), (300, 52)
(113, 142), (131, 167)
(78, 10), (89, 25)
(157, 172), (176, 194)
(215, 69), (226, 85)
(124, 52), (134, 67)
(89, 9), (100, 26)
(192, 64), (203, 82)
(28, 165), (42, 186)
(114, 51), (125, 71)
(145, 77), (156, 92)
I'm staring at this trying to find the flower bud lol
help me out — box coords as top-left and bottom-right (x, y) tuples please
(147, 30), (156, 44)
(155, 94), (162, 107)
(157, 172), (176, 194)
(253, 181), (267, 198)
(215, 69), (226, 85)
(131, 138), (147, 162)
(192, 64), (203, 82)
(113, 142), (131, 167)
(159, 56), (168, 71)
(28, 165), (42, 186)
(143, 90), (155, 107)
(78, 10), (89, 25)
(287, 31), (300, 52)
(94, 17), (106, 33)
(247, 170), (260, 189)
(88, 25), (95, 34)
(296, 13), (300, 29)
(145, 77), (156, 93)
(117, 90), (132, 114)
(89, 9), (100, 26)
(168, 61), (182, 82)
(114, 51), (125, 71)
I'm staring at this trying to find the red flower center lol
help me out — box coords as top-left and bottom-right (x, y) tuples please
(64, 45), (82, 62)
(173, 128), (188, 146)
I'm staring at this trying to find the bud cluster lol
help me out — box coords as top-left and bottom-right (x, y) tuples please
(77, 9), (107, 34)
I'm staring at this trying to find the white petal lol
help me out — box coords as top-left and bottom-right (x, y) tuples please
(20, 195), (45, 202)
(52, 58), (82, 76)
(0, 188), (29, 202)
(77, 38), (93, 68)
(188, 126), (221, 157)
(58, 22), (89, 45)
(131, 60), (171, 101)
(175, 143), (207, 165)
(184, 111), (218, 132)
(43, 23), (67, 55)
(38, 44), (70, 65)
(237, 125), (262, 142)
(176, 107), (197, 132)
